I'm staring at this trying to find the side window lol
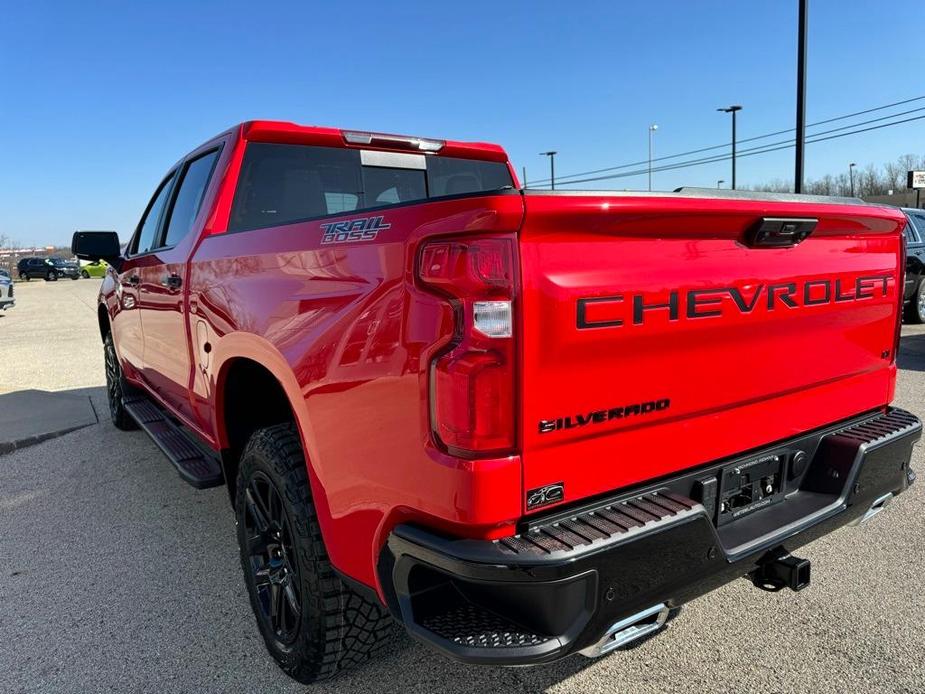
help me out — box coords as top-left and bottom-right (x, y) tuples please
(131, 172), (177, 255)
(910, 214), (925, 242)
(162, 150), (220, 248)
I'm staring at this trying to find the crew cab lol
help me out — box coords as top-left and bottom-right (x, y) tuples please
(73, 121), (920, 683)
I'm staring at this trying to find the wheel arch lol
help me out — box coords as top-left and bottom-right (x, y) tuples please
(210, 336), (321, 509)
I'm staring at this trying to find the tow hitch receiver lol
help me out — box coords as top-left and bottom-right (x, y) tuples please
(750, 549), (811, 592)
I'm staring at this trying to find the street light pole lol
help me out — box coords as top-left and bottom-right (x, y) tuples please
(648, 124), (658, 192)
(794, 0), (809, 193)
(522, 166), (527, 190)
(717, 179), (725, 189)
(717, 105), (743, 189)
(539, 151), (557, 190)
(849, 162), (856, 197)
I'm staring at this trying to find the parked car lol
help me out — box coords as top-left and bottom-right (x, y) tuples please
(901, 207), (925, 323)
(73, 121), (920, 683)
(79, 259), (109, 279)
(0, 271), (13, 310)
(17, 256), (80, 280)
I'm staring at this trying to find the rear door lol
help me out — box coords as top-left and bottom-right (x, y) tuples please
(137, 148), (220, 423)
(518, 192), (906, 510)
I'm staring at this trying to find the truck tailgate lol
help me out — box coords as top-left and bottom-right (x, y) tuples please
(518, 192), (906, 511)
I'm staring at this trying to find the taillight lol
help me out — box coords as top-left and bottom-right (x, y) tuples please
(418, 236), (517, 455)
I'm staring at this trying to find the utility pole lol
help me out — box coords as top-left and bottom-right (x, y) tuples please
(539, 152), (557, 190)
(848, 162), (857, 197)
(794, 0), (809, 193)
(522, 166), (527, 190)
(717, 105), (742, 189)
(648, 124), (658, 191)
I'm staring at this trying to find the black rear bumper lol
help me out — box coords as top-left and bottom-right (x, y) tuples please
(380, 408), (920, 665)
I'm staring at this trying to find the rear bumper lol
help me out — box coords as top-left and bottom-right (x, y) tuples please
(381, 408), (920, 665)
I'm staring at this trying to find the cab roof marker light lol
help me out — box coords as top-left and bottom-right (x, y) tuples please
(343, 130), (445, 152)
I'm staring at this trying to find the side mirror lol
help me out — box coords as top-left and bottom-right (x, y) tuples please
(71, 231), (122, 270)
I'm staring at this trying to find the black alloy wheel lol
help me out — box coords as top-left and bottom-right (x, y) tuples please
(242, 471), (303, 645)
(917, 281), (925, 324)
(103, 332), (137, 430)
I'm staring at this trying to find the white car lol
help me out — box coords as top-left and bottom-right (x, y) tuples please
(0, 270), (14, 310)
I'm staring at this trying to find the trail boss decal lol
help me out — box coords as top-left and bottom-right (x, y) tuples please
(577, 274), (892, 329)
(539, 398), (671, 434)
(320, 216), (391, 245)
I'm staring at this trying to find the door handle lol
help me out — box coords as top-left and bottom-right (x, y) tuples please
(161, 273), (182, 290)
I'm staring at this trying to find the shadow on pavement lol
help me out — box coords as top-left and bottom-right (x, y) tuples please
(898, 333), (925, 372)
(331, 628), (606, 693)
(0, 386), (104, 454)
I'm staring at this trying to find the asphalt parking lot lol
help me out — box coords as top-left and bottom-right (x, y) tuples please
(1, 279), (924, 694)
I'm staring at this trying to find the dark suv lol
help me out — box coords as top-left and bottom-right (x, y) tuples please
(17, 256), (80, 281)
(902, 208), (925, 323)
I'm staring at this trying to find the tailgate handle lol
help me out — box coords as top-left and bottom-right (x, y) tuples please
(748, 217), (817, 248)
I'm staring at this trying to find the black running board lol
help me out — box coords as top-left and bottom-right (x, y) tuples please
(123, 394), (224, 489)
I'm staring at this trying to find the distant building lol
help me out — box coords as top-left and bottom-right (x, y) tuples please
(861, 191), (922, 208)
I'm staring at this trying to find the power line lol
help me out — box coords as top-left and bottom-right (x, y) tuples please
(527, 95), (925, 186)
(550, 113), (925, 186)
(557, 114), (925, 185)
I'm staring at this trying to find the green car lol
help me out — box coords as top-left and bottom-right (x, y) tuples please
(79, 260), (109, 279)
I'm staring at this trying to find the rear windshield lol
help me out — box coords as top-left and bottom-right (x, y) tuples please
(229, 143), (513, 232)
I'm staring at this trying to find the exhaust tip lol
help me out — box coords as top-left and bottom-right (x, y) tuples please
(850, 492), (893, 527)
(579, 603), (671, 658)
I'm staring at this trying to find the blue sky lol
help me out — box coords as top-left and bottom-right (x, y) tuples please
(1, 0), (923, 246)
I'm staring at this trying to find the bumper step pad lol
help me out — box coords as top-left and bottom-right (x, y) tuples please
(497, 492), (701, 558)
(123, 394), (223, 489)
(418, 599), (551, 649)
(832, 408), (920, 446)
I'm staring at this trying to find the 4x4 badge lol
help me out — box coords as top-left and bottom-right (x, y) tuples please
(527, 482), (565, 510)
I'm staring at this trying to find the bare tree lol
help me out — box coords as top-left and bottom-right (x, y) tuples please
(748, 153), (923, 197)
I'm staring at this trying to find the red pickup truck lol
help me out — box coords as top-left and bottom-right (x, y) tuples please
(73, 121), (920, 683)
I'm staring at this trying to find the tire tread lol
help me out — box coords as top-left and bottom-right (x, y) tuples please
(236, 423), (393, 683)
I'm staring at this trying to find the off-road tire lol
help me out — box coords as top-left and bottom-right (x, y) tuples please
(235, 424), (394, 683)
(904, 280), (925, 324)
(103, 332), (138, 431)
